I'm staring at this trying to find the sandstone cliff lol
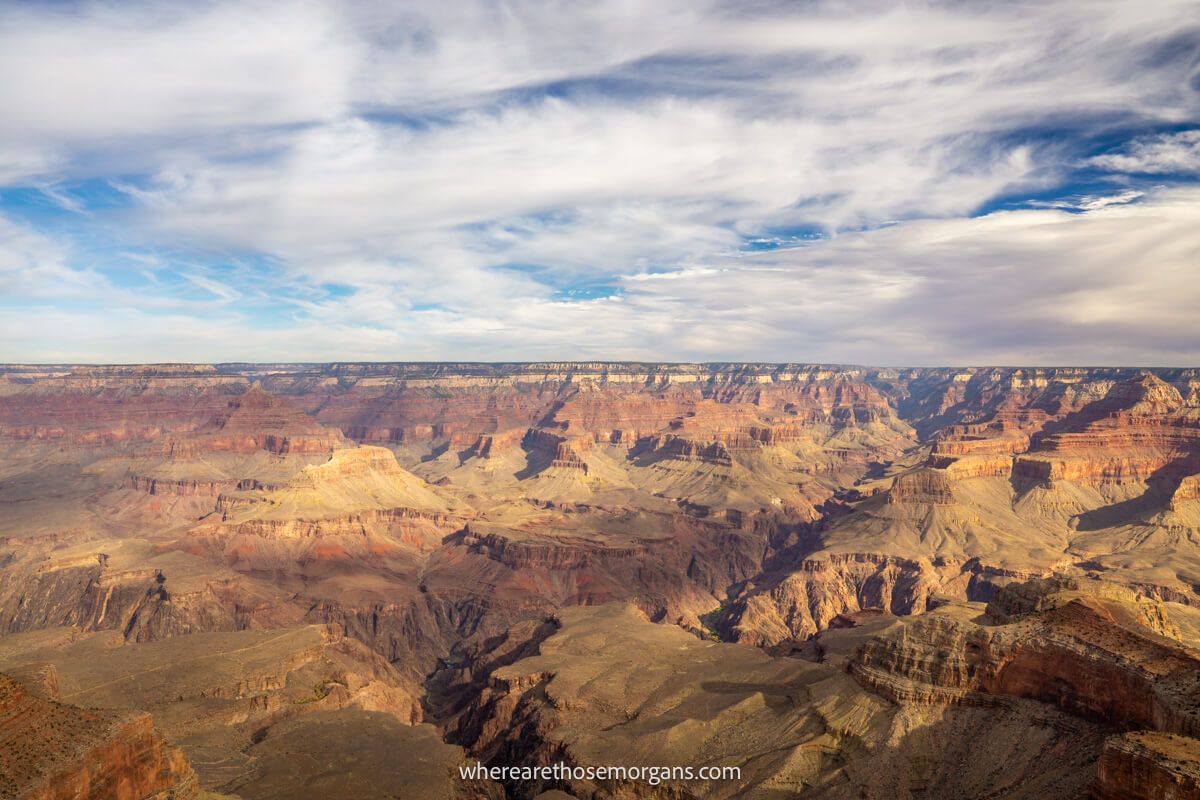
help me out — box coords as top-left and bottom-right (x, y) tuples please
(0, 670), (198, 800)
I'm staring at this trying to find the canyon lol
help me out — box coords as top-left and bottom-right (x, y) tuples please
(2, 362), (1200, 798)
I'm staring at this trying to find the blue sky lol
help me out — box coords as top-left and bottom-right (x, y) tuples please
(1, 0), (1198, 364)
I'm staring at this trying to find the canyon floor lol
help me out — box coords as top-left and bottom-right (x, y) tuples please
(3, 362), (1200, 799)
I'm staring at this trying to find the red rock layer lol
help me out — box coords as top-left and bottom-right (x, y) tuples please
(251, 364), (914, 462)
(0, 672), (197, 800)
(172, 385), (344, 456)
(919, 373), (1200, 488)
(0, 368), (344, 457)
(1096, 732), (1200, 800)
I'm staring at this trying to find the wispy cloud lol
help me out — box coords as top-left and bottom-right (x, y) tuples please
(37, 183), (90, 215)
(0, 214), (98, 298)
(1087, 129), (1200, 174)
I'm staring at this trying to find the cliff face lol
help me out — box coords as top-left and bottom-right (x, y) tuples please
(922, 373), (1200, 488)
(721, 552), (946, 644)
(1096, 732), (1200, 800)
(850, 592), (1200, 735)
(887, 468), (956, 504)
(0, 538), (303, 645)
(0, 671), (197, 800)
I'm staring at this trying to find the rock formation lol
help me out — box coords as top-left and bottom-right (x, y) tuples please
(0, 669), (198, 800)
(1096, 732), (1200, 800)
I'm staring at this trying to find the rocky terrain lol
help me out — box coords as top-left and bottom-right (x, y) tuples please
(2, 362), (1200, 798)
(0, 665), (197, 800)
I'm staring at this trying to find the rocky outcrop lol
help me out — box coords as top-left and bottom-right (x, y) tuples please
(641, 433), (735, 465)
(1171, 475), (1200, 512)
(721, 552), (946, 644)
(931, 426), (1031, 458)
(940, 454), (1015, 479)
(849, 588), (1200, 735)
(549, 443), (589, 473)
(471, 429), (526, 459)
(1096, 732), (1200, 800)
(287, 444), (426, 486)
(887, 468), (956, 505)
(223, 452), (446, 518)
(0, 538), (304, 645)
(0, 554), (160, 637)
(0, 672), (198, 800)
(1011, 375), (1200, 486)
(986, 577), (1181, 638)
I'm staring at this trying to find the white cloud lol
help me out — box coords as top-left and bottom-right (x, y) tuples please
(1030, 190), (1148, 211)
(3, 189), (1198, 365)
(0, 1), (354, 138)
(1087, 130), (1200, 174)
(0, 0), (1198, 363)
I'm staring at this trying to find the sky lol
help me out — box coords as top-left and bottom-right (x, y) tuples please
(1, 0), (1199, 366)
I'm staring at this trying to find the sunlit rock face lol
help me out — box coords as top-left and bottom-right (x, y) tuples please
(0, 668), (199, 800)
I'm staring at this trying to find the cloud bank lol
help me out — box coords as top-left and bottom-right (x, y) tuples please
(0, 0), (1198, 364)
